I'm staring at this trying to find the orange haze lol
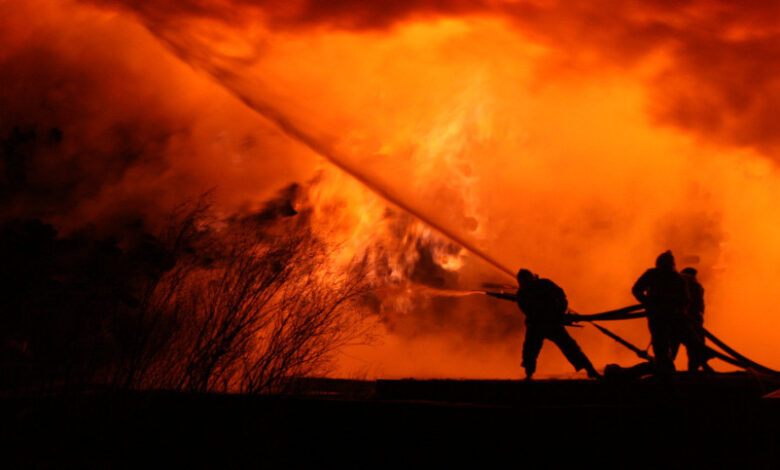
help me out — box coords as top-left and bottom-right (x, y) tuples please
(5, 0), (780, 378)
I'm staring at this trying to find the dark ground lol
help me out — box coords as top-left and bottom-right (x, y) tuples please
(4, 373), (780, 469)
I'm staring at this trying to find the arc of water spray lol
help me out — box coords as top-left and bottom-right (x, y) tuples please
(261, 114), (514, 279)
(228, 88), (517, 280)
(148, 32), (517, 280)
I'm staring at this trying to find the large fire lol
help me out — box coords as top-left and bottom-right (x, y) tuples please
(4, 0), (780, 379)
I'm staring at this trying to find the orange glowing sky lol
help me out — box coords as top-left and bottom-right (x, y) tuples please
(4, 0), (780, 378)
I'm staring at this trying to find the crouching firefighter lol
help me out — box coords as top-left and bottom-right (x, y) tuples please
(487, 269), (600, 380)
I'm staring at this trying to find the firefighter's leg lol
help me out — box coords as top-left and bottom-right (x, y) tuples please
(648, 314), (675, 374)
(686, 346), (700, 372)
(522, 326), (544, 379)
(548, 326), (600, 378)
(670, 331), (682, 362)
(684, 325), (708, 372)
(693, 320), (715, 371)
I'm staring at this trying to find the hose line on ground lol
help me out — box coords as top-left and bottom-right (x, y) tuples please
(575, 305), (780, 376)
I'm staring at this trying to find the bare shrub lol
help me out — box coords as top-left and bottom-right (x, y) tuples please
(118, 199), (373, 393)
(0, 193), (373, 394)
(111, 197), (213, 389)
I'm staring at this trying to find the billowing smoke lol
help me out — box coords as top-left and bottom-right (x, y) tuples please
(4, 0), (780, 379)
(0, 0), (318, 233)
(83, 1), (780, 154)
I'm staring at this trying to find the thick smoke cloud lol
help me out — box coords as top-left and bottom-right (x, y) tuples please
(0, 0), (317, 234)
(91, 0), (780, 158)
(89, 0), (487, 30)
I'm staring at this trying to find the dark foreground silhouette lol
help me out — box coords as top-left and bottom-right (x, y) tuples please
(4, 374), (780, 468)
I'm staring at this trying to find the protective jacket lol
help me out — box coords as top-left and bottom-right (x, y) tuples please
(516, 278), (568, 326)
(683, 275), (705, 323)
(631, 268), (687, 312)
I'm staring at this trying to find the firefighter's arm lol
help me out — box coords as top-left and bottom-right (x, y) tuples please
(485, 292), (517, 302)
(700, 285), (705, 314)
(631, 272), (649, 304)
(562, 312), (579, 326)
(559, 287), (568, 313)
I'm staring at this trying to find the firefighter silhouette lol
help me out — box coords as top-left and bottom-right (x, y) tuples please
(488, 269), (599, 380)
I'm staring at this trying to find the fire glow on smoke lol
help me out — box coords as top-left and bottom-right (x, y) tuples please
(4, 0), (780, 378)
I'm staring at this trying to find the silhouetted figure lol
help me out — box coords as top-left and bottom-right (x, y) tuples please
(488, 269), (600, 380)
(632, 251), (688, 375)
(671, 267), (713, 372)
(681, 268), (704, 322)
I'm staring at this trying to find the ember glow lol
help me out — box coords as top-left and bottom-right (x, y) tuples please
(4, 0), (780, 379)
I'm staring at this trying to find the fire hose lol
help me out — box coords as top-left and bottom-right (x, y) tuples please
(570, 305), (780, 376)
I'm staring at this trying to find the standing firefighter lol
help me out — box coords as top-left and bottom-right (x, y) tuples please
(632, 250), (688, 375)
(488, 269), (600, 380)
(672, 267), (712, 372)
